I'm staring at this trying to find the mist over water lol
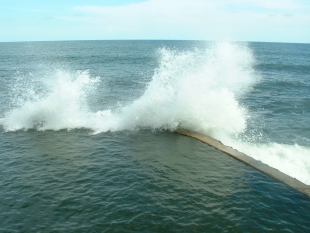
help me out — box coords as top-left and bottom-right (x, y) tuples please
(1, 41), (310, 185)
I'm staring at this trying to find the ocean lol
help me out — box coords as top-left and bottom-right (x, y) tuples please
(0, 40), (309, 232)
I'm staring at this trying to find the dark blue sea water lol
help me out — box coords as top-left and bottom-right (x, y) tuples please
(0, 41), (310, 232)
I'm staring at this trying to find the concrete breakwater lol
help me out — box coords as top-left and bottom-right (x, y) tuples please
(176, 129), (310, 198)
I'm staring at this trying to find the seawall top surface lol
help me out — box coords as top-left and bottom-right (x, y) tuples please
(176, 129), (310, 198)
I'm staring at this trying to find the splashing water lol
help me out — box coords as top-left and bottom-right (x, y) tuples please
(118, 42), (256, 136)
(1, 41), (310, 185)
(2, 70), (100, 131)
(2, 42), (256, 135)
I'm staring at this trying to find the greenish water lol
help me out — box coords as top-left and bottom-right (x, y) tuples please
(0, 41), (310, 232)
(1, 130), (310, 232)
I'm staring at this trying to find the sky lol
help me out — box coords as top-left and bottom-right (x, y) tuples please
(0, 0), (309, 43)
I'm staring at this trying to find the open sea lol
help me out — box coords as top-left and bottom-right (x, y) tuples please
(0, 40), (310, 232)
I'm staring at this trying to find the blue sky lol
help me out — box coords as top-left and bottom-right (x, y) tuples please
(0, 0), (309, 43)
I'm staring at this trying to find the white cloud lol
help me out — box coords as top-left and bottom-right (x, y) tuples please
(59, 0), (310, 42)
(248, 0), (302, 10)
